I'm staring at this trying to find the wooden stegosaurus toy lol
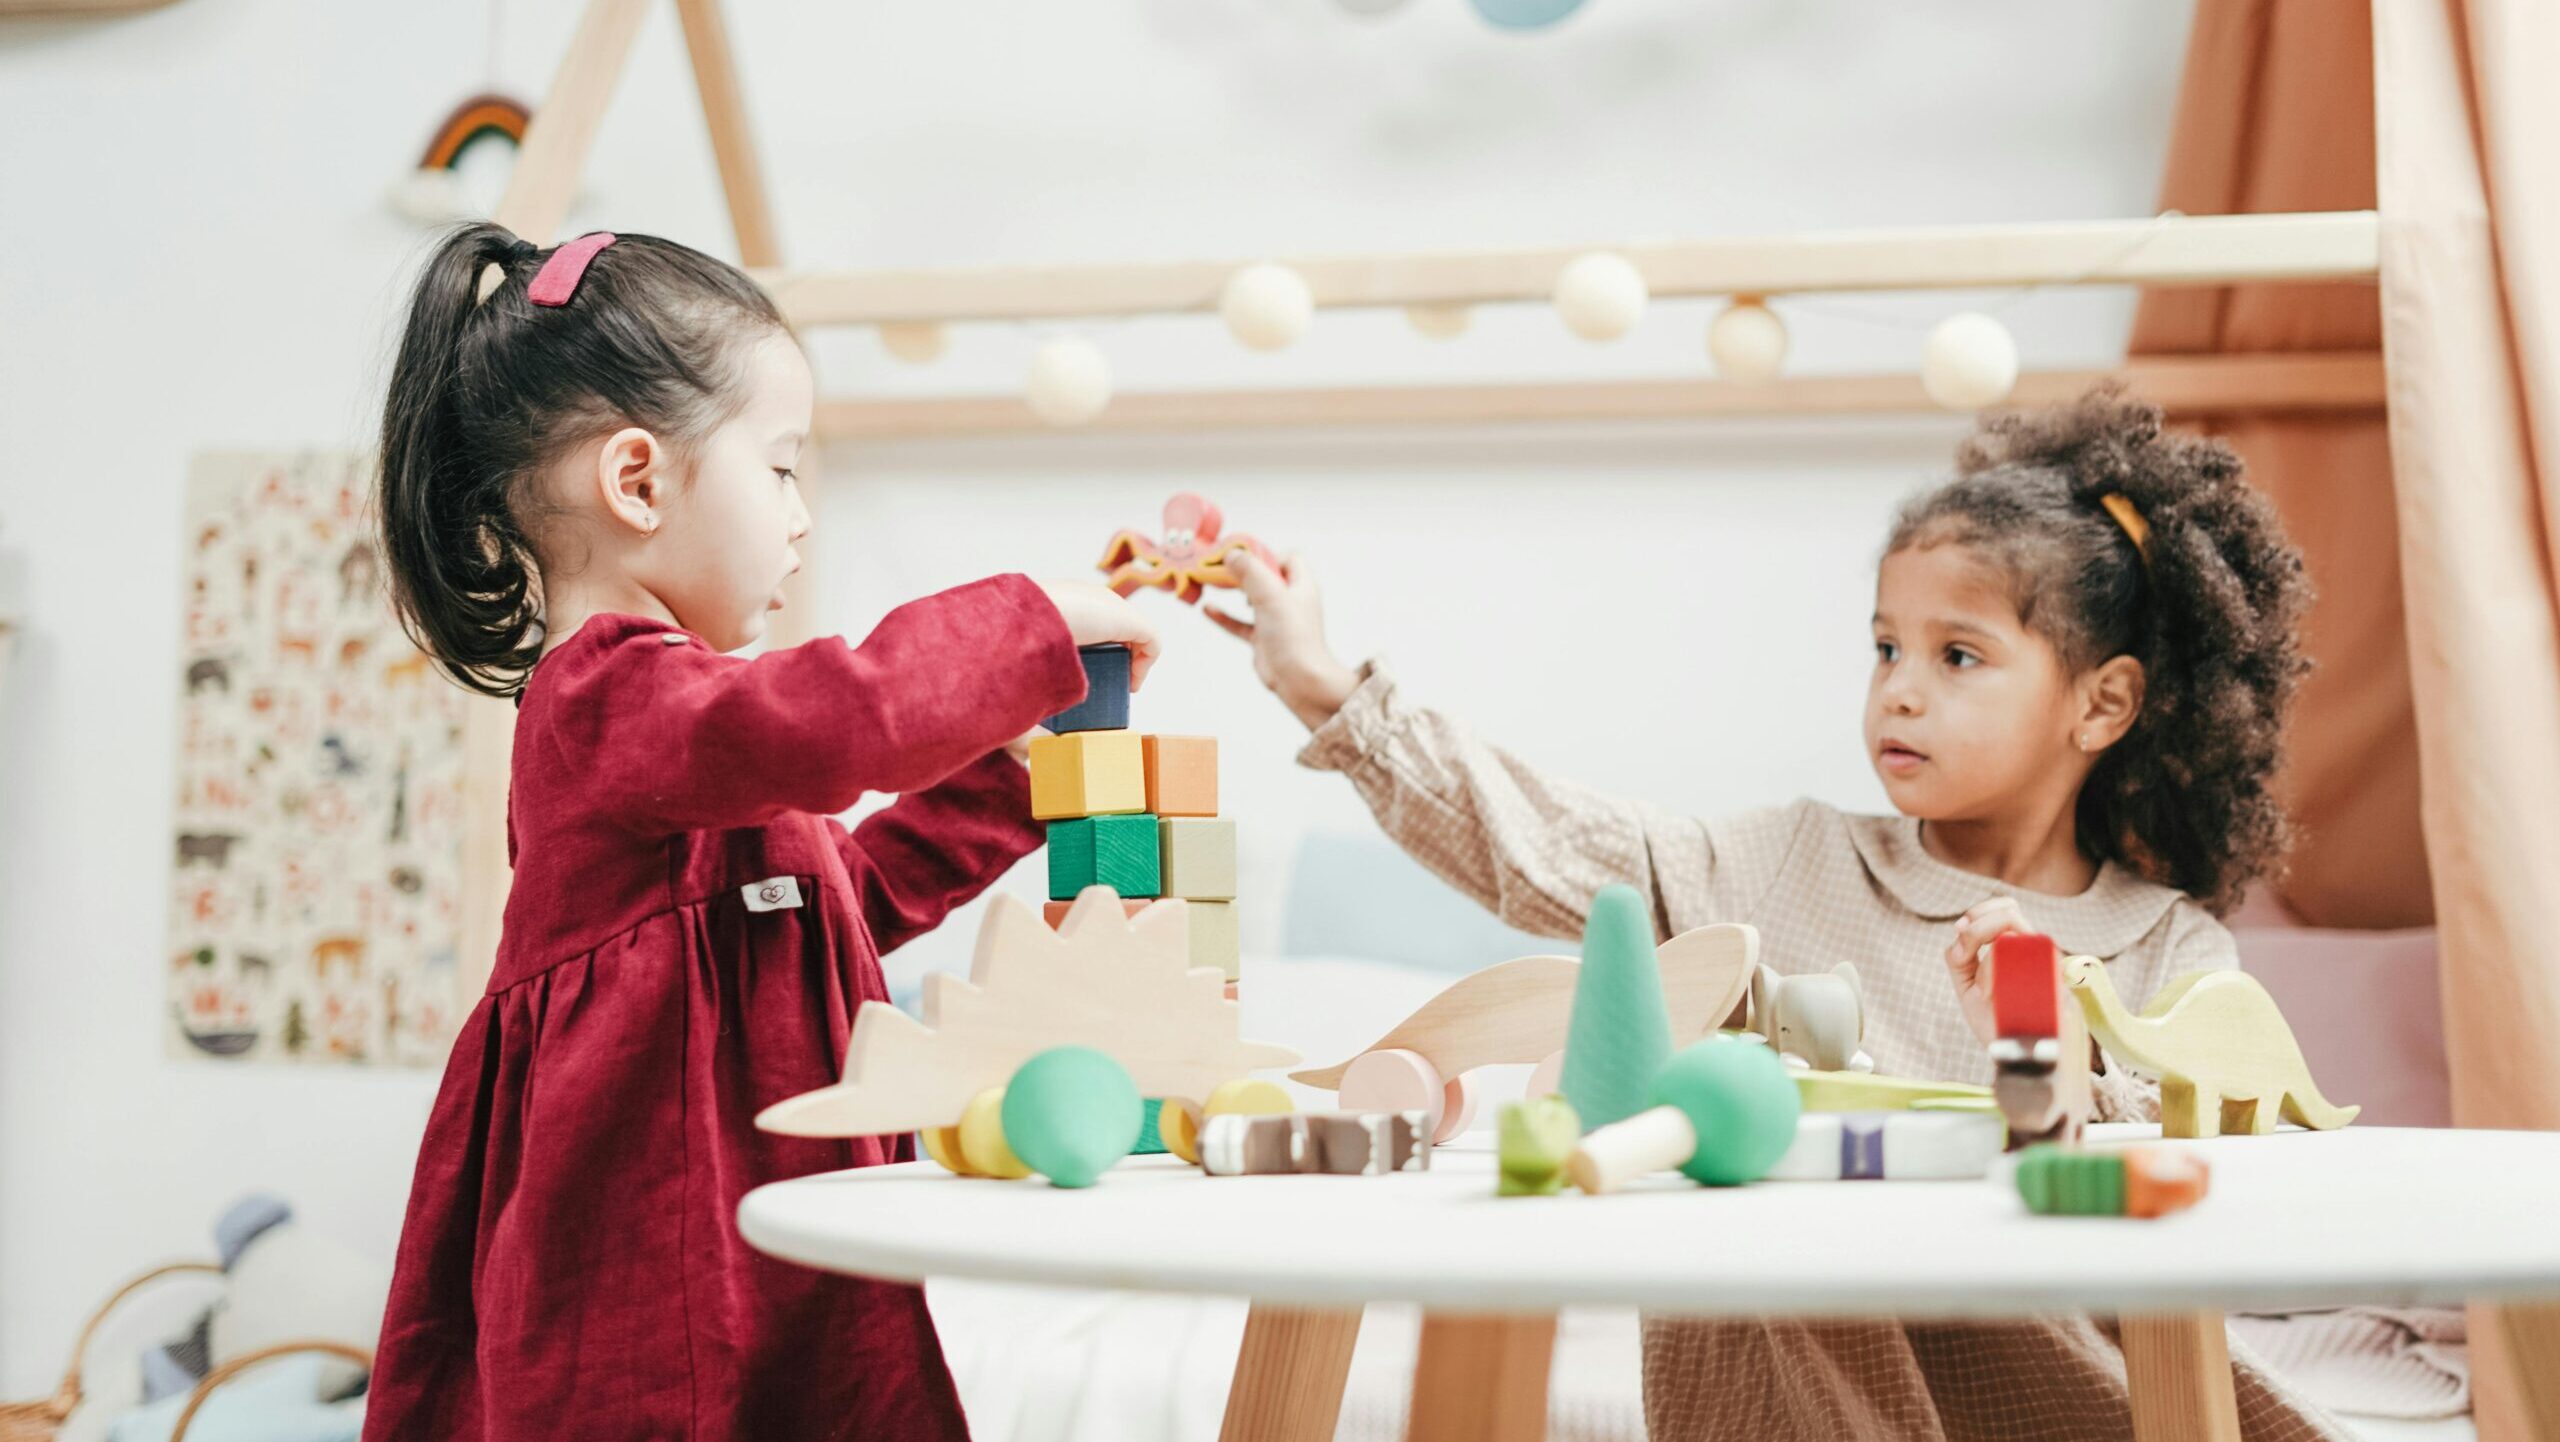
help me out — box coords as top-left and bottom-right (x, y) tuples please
(2063, 956), (2358, 1139)
(757, 888), (1299, 1139)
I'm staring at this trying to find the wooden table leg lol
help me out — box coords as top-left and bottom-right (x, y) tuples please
(1221, 1305), (1363, 1442)
(1404, 1311), (1558, 1442)
(2121, 1311), (2241, 1442)
(2499, 1302), (2560, 1441)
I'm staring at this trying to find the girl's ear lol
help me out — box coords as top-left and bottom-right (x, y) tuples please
(594, 426), (665, 537)
(2077, 655), (2147, 751)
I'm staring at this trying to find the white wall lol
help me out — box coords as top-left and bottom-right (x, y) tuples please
(0, 0), (2187, 1389)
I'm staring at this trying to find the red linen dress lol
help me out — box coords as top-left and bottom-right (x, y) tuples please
(362, 575), (1084, 1441)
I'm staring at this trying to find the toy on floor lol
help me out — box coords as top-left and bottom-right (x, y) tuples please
(1497, 1096), (1582, 1196)
(1746, 962), (1873, 1072)
(2014, 1143), (2212, 1218)
(1567, 1035), (1802, 1193)
(1989, 933), (2092, 1149)
(1098, 493), (1278, 604)
(1291, 916), (1756, 1145)
(1200, 1110), (1432, 1176)
(755, 889), (1297, 1139)
(1765, 1110), (2006, 1181)
(2064, 956), (2359, 1139)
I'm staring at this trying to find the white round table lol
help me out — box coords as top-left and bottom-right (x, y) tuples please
(740, 1125), (2560, 1442)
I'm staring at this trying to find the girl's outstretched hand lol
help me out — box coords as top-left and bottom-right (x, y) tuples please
(1944, 896), (2029, 1047)
(1037, 579), (1163, 690)
(1205, 551), (1360, 731)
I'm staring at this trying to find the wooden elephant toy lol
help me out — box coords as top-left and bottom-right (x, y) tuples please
(1747, 963), (1873, 1073)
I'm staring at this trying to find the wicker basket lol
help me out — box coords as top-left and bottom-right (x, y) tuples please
(0, 1261), (218, 1442)
(0, 1262), (371, 1442)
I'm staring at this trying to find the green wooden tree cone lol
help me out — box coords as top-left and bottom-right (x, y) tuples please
(1558, 884), (1675, 1131)
(1654, 1035), (1801, 1185)
(1002, 1046), (1144, 1188)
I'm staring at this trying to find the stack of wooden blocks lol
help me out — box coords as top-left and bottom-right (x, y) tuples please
(1030, 645), (1240, 997)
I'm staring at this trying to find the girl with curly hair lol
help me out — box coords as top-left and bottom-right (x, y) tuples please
(1213, 386), (2345, 1440)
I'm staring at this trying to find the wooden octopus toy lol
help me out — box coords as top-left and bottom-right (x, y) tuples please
(1099, 492), (1277, 604)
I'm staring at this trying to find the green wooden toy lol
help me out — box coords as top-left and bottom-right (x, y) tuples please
(1001, 1046), (1144, 1188)
(1497, 1095), (1582, 1196)
(1557, 884), (1674, 1132)
(1570, 1035), (1801, 1191)
(1048, 815), (1162, 900)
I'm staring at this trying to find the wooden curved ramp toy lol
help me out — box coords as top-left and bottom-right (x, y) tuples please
(1290, 922), (1758, 1143)
(2063, 956), (2358, 1139)
(757, 888), (1300, 1139)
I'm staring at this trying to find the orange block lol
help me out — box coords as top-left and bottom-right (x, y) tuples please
(1043, 897), (1150, 929)
(1143, 735), (1219, 817)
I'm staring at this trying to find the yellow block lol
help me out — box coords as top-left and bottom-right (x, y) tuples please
(1029, 731), (1147, 820)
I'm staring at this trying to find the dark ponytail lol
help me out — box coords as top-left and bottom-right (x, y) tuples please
(1884, 386), (2314, 914)
(376, 223), (785, 696)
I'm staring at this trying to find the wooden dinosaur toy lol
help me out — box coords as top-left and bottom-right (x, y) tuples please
(1290, 923), (1757, 1142)
(2063, 956), (2359, 1139)
(757, 888), (1299, 1139)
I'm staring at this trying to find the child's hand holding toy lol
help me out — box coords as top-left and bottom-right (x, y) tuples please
(1039, 578), (1164, 688)
(1944, 895), (2031, 1047)
(1206, 550), (1361, 731)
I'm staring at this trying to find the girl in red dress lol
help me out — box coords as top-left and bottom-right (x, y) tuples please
(361, 224), (1158, 1441)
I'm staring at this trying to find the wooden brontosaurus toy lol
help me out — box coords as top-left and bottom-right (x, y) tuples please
(2063, 956), (2358, 1139)
(1098, 493), (1277, 605)
(1292, 922), (1758, 1145)
(1988, 933), (2091, 1149)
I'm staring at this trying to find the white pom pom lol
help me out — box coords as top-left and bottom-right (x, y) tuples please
(1921, 312), (2020, 411)
(1027, 338), (1113, 427)
(878, 321), (947, 365)
(1336, 0), (1413, 16)
(1405, 303), (1472, 340)
(1707, 300), (1788, 383)
(387, 167), (473, 226)
(1220, 264), (1314, 352)
(1552, 252), (1647, 342)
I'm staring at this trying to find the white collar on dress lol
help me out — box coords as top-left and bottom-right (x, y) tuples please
(1840, 811), (2189, 958)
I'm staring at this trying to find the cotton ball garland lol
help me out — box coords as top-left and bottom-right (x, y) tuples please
(1027, 338), (1113, 427)
(1405, 302), (1472, 340)
(878, 321), (947, 365)
(1471, 0), (1588, 29)
(1921, 312), (2019, 411)
(1707, 299), (1787, 383)
(1553, 252), (1647, 342)
(1336, 0), (1413, 15)
(1219, 264), (1314, 352)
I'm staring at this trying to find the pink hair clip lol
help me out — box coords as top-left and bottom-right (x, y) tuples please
(527, 232), (617, 307)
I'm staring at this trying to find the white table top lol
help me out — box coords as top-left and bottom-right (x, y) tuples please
(738, 1124), (2560, 1319)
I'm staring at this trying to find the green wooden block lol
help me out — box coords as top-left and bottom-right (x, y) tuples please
(2014, 1145), (2127, 1216)
(1133, 1097), (1168, 1155)
(1048, 814), (1161, 900)
(1558, 884), (1674, 1132)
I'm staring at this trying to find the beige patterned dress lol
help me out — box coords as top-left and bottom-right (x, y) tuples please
(1298, 662), (2349, 1442)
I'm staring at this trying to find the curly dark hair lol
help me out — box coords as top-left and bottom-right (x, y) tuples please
(377, 223), (787, 697)
(1884, 386), (2313, 915)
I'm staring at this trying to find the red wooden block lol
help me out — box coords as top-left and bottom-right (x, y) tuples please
(1991, 932), (2060, 1038)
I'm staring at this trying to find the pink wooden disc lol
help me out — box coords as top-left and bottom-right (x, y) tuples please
(1435, 1072), (1482, 1144)
(1337, 1047), (1444, 1137)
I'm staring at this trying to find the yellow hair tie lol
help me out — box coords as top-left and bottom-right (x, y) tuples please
(2098, 492), (2151, 565)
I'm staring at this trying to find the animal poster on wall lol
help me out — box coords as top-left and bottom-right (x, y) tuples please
(167, 452), (465, 1066)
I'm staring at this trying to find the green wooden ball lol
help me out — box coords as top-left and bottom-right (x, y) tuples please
(1001, 1046), (1143, 1189)
(1652, 1036), (1802, 1186)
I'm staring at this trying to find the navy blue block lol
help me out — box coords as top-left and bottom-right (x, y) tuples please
(1043, 643), (1132, 734)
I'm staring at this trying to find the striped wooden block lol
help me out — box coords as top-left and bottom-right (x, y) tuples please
(1765, 1110), (2005, 1181)
(1158, 818), (1237, 900)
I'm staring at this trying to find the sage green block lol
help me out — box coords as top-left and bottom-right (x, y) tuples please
(1557, 884), (1674, 1132)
